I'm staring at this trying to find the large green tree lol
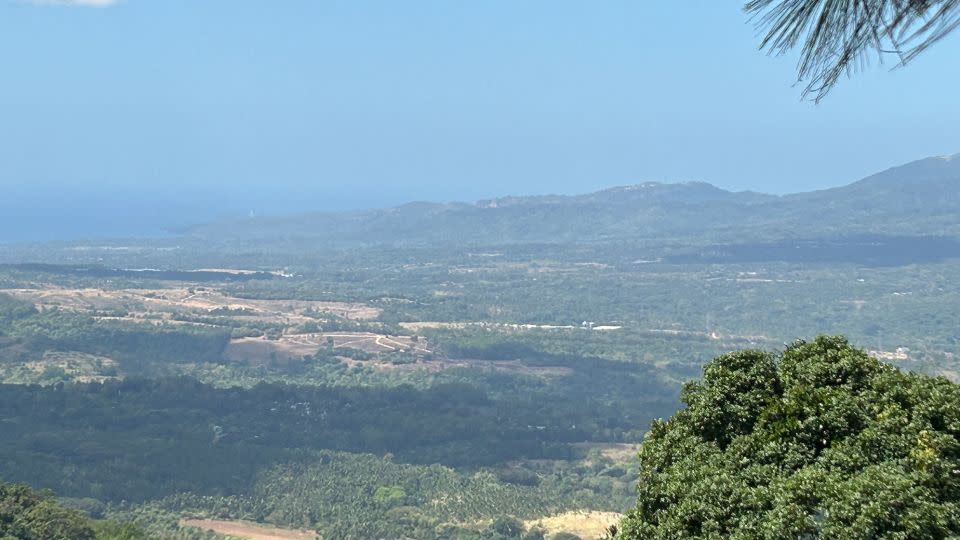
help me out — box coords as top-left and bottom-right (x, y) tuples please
(617, 336), (960, 539)
(0, 481), (152, 540)
(0, 482), (94, 540)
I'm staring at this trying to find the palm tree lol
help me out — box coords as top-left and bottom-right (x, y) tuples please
(746, 0), (960, 100)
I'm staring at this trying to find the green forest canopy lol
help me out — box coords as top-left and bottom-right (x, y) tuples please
(0, 481), (150, 540)
(617, 336), (960, 539)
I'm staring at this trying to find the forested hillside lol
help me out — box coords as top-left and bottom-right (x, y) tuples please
(3, 0), (958, 535)
(182, 153), (960, 248)
(1, 153), (959, 538)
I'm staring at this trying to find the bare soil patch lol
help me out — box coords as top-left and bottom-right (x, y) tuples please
(525, 510), (622, 540)
(5, 287), (380, 325)
(571, 442), (640, 463)
(179, 519), (317, 540)
(225, 337), (322, 365)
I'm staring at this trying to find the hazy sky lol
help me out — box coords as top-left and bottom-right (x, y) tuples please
(1, 0), (958, 237)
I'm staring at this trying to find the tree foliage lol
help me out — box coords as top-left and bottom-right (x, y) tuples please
(0, 481), (151, 540)
(618, 336), (960, 539)
(746, 0), (960, 100)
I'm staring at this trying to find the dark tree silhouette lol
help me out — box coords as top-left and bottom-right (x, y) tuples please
(746, 0), (960, 100)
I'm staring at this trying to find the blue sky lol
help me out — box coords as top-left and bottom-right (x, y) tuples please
(1, 0), (958, 238)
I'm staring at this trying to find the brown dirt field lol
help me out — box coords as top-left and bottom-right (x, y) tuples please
(525, 511), (622, 539)
(179, 519), (318, 540)
(225, 337), (323, 364)
(323, 332), (425, 353)
(571, 442), (640, 463)
(5, 287), (380, 323)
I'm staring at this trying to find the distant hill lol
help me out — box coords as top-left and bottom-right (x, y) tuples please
(185, 153), (960, 250)
(778, 154), (960, 232)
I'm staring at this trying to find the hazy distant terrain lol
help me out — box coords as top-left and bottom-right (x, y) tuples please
(5, 153), (956, 249)
(1, 152), (959, 539)
(181, 153), (960, 251)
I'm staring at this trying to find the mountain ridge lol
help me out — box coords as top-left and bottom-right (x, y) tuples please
(185, 152), (960, 247)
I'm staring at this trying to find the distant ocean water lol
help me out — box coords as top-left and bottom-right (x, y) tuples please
(0, 188), (404, 244)
(0, 214), (179, 244)
(0, 194), (212, 244)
